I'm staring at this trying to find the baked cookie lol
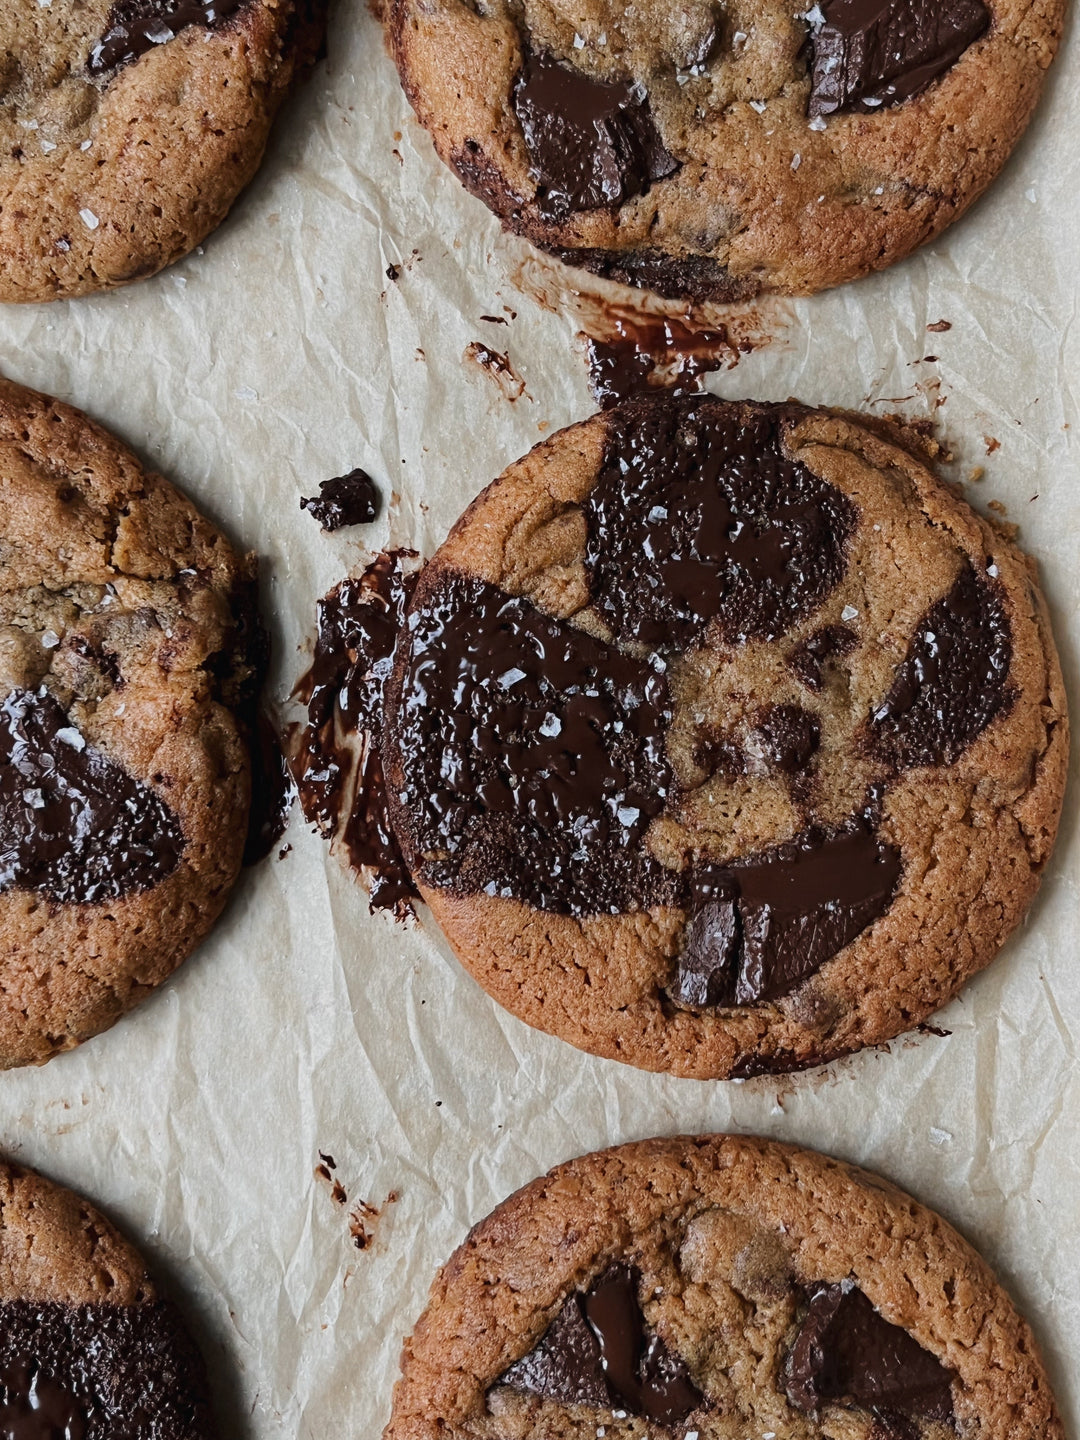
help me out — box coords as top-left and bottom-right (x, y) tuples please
(0, 376), (257, 1068)
(380, 395), (1067, 1078)
(390, 0), (1064, 301)
(0, 1158), (217, 1438)
(386, 1135), (1063, 1440)
(0, 0), (325, 303)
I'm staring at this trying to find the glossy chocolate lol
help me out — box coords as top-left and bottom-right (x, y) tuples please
(808, 0), (991, 118)
(0, 687), (185, 906)
(513, 50), (678, 219)
(584, 398), (856, 650)
(289, 553), (419, 915)
(585, 316), (732, 411)
(243, 710), (295, 865)
(90, 0), (248, 72)
(675, 816), (902, 1006)
(389, 571), (677, 916)
(787, 1282), (955, 1422)
(499, 1265), (702, 1424)
(788, 624), (857, 691)
(300, 470), (379, 531)
(0, 1300), (215, 1440)
(868, 563), (1012, 769)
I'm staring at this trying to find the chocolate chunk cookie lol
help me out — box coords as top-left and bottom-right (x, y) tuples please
(380, 396), (1067, 1077)
(386, 1135), (1063, 1440)
(0, 376), (257, 1068)
(0, 1158), (217, 1439)
(390, 0), (1064, 301)
(0, 0), (325, 302)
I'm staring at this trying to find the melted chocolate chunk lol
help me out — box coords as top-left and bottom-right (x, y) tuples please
(807, 0), (991, 118)
(787, 1282), (955, 1423)
(584, 398), (856, 651)
(0, 688), (185, 906)
(90, 0), (248, 72)
(389, 571), (677, 917)
(513, 50), (678, 219)
(674, 816), (902, 1007)
(499, 1265), (702, 1425)
(868, 563), (1012, 770)
(753, 705), (820, 773)
(788, 624), (857, 691)
(289, 554), (419, 916)
(243, 710), (295, 865)
(300, 470), (379, 531)
(585, 316), (731, 411)
(0, 1300), (215, 1440)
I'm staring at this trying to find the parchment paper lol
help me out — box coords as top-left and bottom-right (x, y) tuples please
(1, 4), (1078, 1435)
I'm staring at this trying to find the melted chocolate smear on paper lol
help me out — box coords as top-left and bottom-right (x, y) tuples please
(0, 1300), (215, 1440)
(300, 470), (379, 531)
(0, 687), (185, 905)
(585, 314), (743, 410)
(499, 1265), (702, 1425)
(90, 0), (248, 72)
(674, 811), (901, 1007)
(787, 1282), (955, 1423)
(390, 571), (677, 917)
(584, 397), (856, 650)
(243, 709), (295, 865)
(808, 0), (990, 118)
(868, 562), (1012, 769)
(289, 553), (420, 916)
(513, 49), (678, 219)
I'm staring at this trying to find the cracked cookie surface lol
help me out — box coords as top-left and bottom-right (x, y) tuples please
(386, 1136), (1063, 1440)
(0, 0), (325, 302)
(381, 395), (1067, 1078)
(390, 0), (1064, 300)
(0, 375), (256, 1068)
(0, 1158), (217, 1439)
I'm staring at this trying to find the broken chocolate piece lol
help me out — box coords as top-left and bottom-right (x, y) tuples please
(513, 50), (678, 219)
(389, 571), (678, 917)
(675, 816), (902, 1006)
(90, 0), (249, 73)
(300, 470), (379, 530)
(787, 1282), (955, 1423)
(0, 687), (185, 905)
(868, 562), (1012, 769)
(807, 0), (991, 118)
(584, 398), (856, 650)
(498, 1265), (702, 1425)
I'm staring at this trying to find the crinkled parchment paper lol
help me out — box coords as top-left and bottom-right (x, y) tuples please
(0, 5), (1078, 1435)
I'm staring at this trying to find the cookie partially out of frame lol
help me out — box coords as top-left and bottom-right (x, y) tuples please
(381, 395), (1067, 1078)
(0, 1158), (217, 1439)
(387, 1136), (1063, 1440)
(0, 376), (257, 1067)
(390, 0), (1064, 301)
(0, 0), (325, 303)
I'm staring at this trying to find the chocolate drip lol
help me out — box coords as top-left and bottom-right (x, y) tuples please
(807, 0), (991, 118)
(388, 571), (678, 917)
(0, 687), (185, 905)
(584, 398), (856, 650)
(513, 50), (678, 219)
(868, 563), (1012, 769)
(499, 1265), (702, 1425)
(787, 1282), (955, 1423)
(0, 1300), (215, 1440)
(674, 815), (901, 1007)
(90, 0), (248, 73)
(289, 553), (419, 916)
(300, 470), (379, 531)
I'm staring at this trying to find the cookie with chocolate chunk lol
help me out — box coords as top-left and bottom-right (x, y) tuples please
(0, 1158), (217, 1439)
(386, 1135), (1063, 1440)
(0, 376), (257, 1067)
(0, 0), (325, 303)
(381, 395), (1067, 1078)
(390, 0), (1064, 301)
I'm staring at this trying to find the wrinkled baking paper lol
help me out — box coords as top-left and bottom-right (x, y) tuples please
(0, 5), (1078, 1437)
